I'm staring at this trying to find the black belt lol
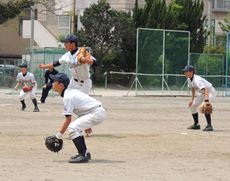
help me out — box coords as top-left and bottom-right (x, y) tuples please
(74, 79), (84, 83)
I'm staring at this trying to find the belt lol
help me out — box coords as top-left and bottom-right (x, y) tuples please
(74, 79), (84, 83)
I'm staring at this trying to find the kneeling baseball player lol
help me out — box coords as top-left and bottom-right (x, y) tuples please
(14, 63), (39, 112)
(182, 65), (216, 131)
(47, 73), (106, 163)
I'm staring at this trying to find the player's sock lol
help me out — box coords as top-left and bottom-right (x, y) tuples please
(32, 98), (38, 108)
(72, 136), (87, 156)
(205, 114), (212, 126)
(192, 112), (199, 125)
(20, 100), (26, 109)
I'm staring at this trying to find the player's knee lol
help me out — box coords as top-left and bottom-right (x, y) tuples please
(68, 127), (81, 140)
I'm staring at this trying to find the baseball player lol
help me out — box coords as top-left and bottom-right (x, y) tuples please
(39, 67), (59, 103)
(14, 63), (39, 112)
(50, 72), (106, 163)
(182, 65), (216, 131)
(39, 34), (96, 135)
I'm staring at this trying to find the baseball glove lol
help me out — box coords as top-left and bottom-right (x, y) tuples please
(77, 47), (91, 63)
(200, 102), (213, 114)
(22, 85), (33, 92)
(45, 135), (63, 153)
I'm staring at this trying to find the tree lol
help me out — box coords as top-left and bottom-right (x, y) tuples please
(77, 0), (136, 74)
(0, 0), (33, 24)
(133, 0), (208, 52)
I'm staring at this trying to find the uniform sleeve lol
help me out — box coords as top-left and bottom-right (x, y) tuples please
(58, 52), (68, 65)
(196, 78), (207, 90)
(63, 97), (74, 116)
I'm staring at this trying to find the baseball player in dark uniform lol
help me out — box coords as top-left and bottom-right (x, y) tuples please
(40, 67), (59, 103)
(50, 72), (106, 163)
(14, 63), (39, 112)
(182, 65), (216, 131)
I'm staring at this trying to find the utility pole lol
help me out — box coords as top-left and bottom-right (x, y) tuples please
(72, 0), (76, 34)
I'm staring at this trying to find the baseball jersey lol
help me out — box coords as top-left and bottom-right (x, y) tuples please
(16, 72), (37, 86)
(58, 49), (96, 81)
(63, 89), (101, 116)
(188, 74), (213, 93)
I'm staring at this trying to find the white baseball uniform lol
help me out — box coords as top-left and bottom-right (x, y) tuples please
(62, 89), (106, 140)
(188, 74), (216, 114)
(16, 72), (37, 101)
(58, 49), (96, 94)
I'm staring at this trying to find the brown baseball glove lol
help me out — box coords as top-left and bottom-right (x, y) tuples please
(200, 102), (213, 114)
(22, 85), (33, 92)
(77, 47), (91, 63)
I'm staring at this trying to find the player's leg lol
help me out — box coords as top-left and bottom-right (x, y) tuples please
(68, 106), (106, 163)
(40, 82), (52, 103)
(203, 87), (216, 131)
(81, 79), (93, 136)
(188, 94), (204, 129)
(19, 90), (27, 111)
(30, 86), (39, 112)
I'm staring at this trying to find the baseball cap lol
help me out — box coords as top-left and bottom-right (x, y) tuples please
(19, 63), (28, 68)
(62, 34), (78, 44)
(50, 73), (70, 88)
(182, 65), (195, 72)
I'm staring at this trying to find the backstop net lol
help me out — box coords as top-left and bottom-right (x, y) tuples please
(105, 28), (226, 96)
(23, 47), (70, 87)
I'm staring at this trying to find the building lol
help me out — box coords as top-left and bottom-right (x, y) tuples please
(0, 0), (229, 57)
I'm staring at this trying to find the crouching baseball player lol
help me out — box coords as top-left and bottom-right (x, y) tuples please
(14, 63), (39, 112)
(49, 73), (106, 163)
(182, 65), (216, 131)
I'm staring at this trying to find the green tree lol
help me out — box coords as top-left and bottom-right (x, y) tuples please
(0, 0), (33, 24)
(77, 0), (136, 74)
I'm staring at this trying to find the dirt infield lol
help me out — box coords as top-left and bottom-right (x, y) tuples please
(0, 88), (229, 181)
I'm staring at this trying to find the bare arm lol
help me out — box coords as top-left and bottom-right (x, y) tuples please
(80, 56), (93, 65)
(39, 63), (54, 69)
(203, 88), (209, 101)
(14, 82), (21, 90)
(60, 115), (72, 134)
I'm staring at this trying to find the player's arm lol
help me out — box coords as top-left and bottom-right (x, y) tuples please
(191, 88), (196, 101)
(14, 81), (21, 90)
(80, 56), (93, 65)
(188, 88), (196, 107)
(56, 115), (72, 139)
(202, 87), (209, 101)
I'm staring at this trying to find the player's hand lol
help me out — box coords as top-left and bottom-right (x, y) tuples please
(42, 84), (47, 89)
(188, 100), (193, 107)
(14, 86), (18, 90)
(39, 64), (46, 69)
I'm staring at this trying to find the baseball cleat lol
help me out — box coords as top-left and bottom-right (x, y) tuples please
(33, 107), (40, 112)
(203, 125), (213, 131)
(70, 152), (91, 160)
(68, 154), (89, 163)
(187, 124), (200, 130)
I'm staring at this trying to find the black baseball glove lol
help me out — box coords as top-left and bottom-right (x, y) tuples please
(45, 135), (63, 153)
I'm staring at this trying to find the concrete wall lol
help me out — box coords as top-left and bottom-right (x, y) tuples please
(0, 18), (29, 55)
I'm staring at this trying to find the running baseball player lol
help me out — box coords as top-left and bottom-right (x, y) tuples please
(39, 34), (95, 136)
(39, 67), (59, 103)
(14, 63), (39, 112)
(49, 72), (106, 163)
(182, 65), (216, 131)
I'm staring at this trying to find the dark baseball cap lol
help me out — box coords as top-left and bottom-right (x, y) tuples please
(19, 63), (28, 68)
(182, 65), (195, 72)
(62, 34), (78, 44)
(50, 73), (70, 88)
